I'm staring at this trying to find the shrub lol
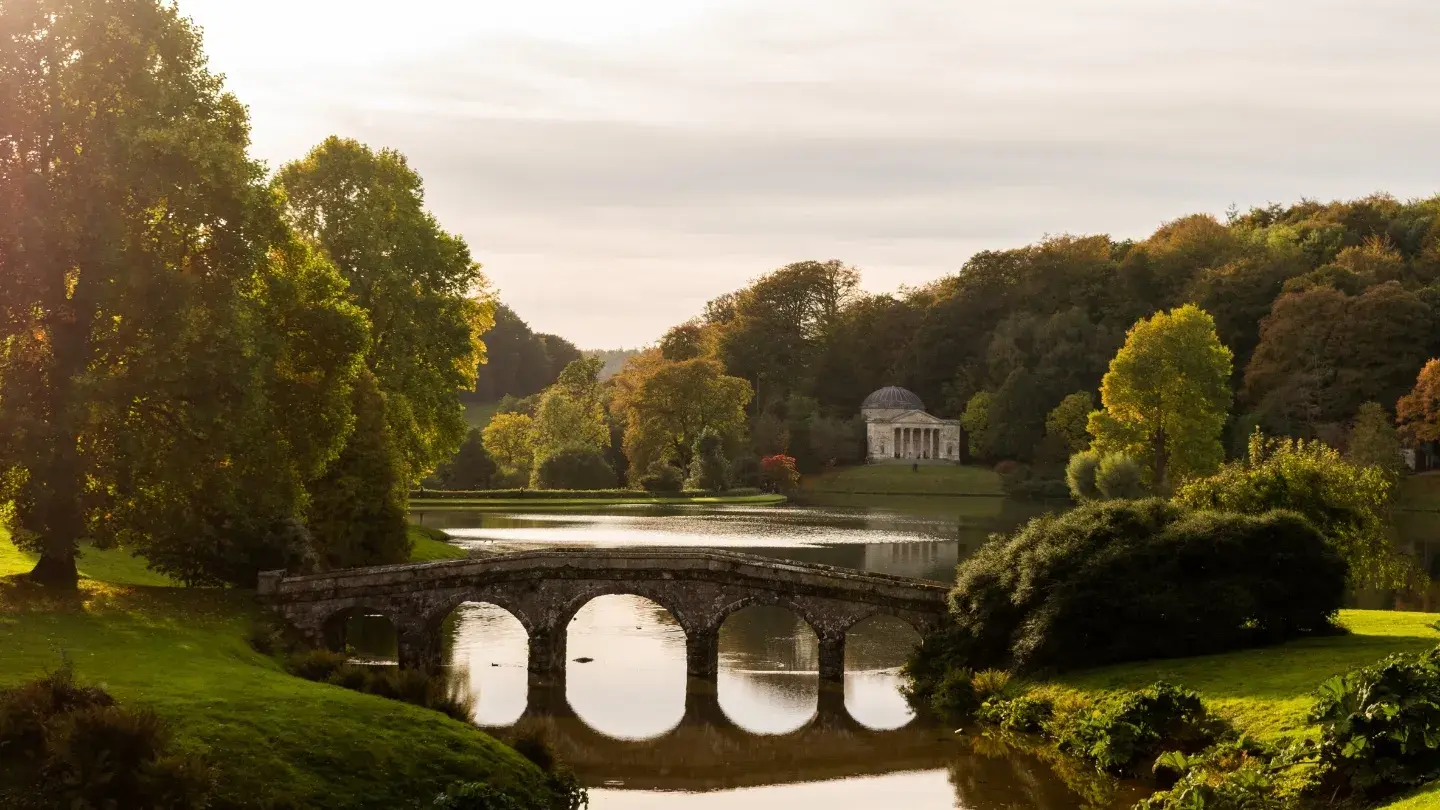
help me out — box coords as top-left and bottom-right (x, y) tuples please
(928, 668), (978, 722)
(0, 666), (214, 809)
(284, 648), (351, 681)
(431, 781), (526, 810)
(1095, 453), (1146, 499)
(1139, 762), (1293, 810)
(1310, 645), (1440, 800)
(1066, 451), (1102, 501)
(924, 499), (1345, 676)
(760, 454), (800, 493)
(1057, 682), (1218, 775)
(535, 448), (616, 490)
(686, 429), (730, 491)
(731, 456), (762, 489)
(970, 669), (1013, 703)
(638, 463), (685, 493)
(977, 693), (1053, 733)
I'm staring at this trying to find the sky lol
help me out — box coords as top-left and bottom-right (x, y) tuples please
(180, 0), (1440, 349)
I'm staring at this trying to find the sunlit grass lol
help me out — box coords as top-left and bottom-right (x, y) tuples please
(1035, 610), (1440, 742)
(410, 493), (788, 510)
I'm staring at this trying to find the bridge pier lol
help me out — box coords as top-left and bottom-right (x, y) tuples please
(397, 619), (441, 671)
(818, 634), (846, 683)
(528, 625), (567, 674)
(686, 627), (720, 679)
(682, 678), (728, 727)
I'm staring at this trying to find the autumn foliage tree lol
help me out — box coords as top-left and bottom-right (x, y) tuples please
(1398, 360), (1440, 445)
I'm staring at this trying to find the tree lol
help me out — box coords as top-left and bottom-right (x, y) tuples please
(1094, 454), (1146, 500)
(1066, 452), (1102, 502)
(1398, 359), (1440, 445)
(1244, 283), (1432, 434)
(469, 304), (579, 401)
(687, 429), (730, 491)
(535, 448), (615, 490)
(961, 392), (993, 460)
(1174, 431), (1413, 589)
(1047, 392), (1095, 454)
(276, 137), (493, 482)
(429, 429), (498, 490)
(1088, 305), (1234, 490)
(1346, 402), (1403, 480)
(482, 413), (536, 484)
(0, 0), (367, 585)
(305, 371), (410, 570)
(612, 357), (753, 473)
(986, 368), (1046, 461)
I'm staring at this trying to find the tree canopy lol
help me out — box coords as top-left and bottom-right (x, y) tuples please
(1088, 305), (1234, 489)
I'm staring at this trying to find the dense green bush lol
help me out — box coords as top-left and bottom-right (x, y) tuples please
(432, 781), (526, 810)
(977, 693), (1054, 733)
(1095, 453), (1146, 499)
(924, 500), (1346, 676)
(0, 666), (214, 809)
(1310, 645), (1440, 800)
(1066, 451), (1102, 501)
(686, 429), (730, 491)
(535, 448), (616, 490)
(1055, 682), (1219, 775)
(638, 464), (685, 493)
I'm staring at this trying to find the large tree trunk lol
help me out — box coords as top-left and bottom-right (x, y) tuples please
(28, 547), (78, 587)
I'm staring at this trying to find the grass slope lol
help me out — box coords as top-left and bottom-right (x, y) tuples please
(1037, 610), (1440, 742)
(0, 530), (550, 809)
(408, 525), (468, 561)
(803, 464), (1005, 496)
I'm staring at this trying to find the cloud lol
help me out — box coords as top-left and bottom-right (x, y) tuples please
(194, 0), (1440, 346)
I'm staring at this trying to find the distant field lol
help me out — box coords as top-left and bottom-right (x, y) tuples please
(463, 401), (501, 430)
(802, 464), (1005, 497)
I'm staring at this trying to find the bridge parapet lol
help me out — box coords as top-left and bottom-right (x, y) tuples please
(262, 549), (951, 681)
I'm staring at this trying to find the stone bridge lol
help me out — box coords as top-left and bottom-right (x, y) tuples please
(259, 549), (951, 680)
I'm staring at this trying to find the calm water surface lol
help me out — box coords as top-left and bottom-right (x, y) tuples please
(379, 497), (1145, 810)
(337, 494), (1440, 808)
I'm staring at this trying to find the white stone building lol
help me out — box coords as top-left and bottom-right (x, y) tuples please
(861, 387), (962, 463)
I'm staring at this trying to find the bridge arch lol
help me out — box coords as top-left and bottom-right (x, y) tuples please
(711, 594), (824, 639)
(553, 583), (698, 639)
(321, 603), (398, 661)
(424, 593), (541, 638)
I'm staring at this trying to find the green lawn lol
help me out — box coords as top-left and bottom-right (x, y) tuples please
(463, 400), (502, 430)
(408, 525), (468, 561)
(1383, 782), (1440, 809)
(410, 493), (788, 510)
(0, 529), (552, 809)
(802, 464), (1005, 496)
(1036, 610), (1440, 742)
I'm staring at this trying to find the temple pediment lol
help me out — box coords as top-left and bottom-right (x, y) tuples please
(866, 409), (956, 425)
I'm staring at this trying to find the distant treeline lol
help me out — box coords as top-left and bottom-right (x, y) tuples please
(465, 304), (581, 402)
(655, 195), (1440, 464)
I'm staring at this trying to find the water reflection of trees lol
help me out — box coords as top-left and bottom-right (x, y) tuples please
(949, 732), (1140, 810)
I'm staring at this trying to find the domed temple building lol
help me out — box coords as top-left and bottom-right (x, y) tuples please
(860, 387), (962, 464)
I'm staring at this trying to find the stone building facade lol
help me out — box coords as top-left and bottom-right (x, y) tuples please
(861, 386), (962, 464)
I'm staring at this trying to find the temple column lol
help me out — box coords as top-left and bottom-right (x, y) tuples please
(893, 427), (901, 458)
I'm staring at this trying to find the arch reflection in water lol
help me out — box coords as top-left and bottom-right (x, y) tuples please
(441, 603), (529, 726)
(564, 595), (688, 740)
(717, 605), (818, 735)
(843, 615), (922, 730)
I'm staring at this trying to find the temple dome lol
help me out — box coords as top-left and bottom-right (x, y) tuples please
(861, 386), (924, 412)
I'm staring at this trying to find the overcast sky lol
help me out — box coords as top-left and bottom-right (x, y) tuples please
(181, 0), (1440, 348)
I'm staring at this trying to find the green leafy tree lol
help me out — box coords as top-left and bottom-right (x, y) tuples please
(429, 428), (498, 490)
(535, 448), (616, 490)
(0, 0), (367, 585)
(306, 370), (410, 569)
(687, 429), (730, 491)
(1047, 392), (1095, 454)
(613, 357), (753, 472)
(1088, 305), (1234, 491)
(1174, 431), (1414, 589)
(1066, 452), (1102, 502)
(961, 392), (993, 460)
(276, 137), (494, 482)
(987, 368), (1045, 461)
(481, 413), (536, 485)
(1346, 402), (1403, 481)
(1094, 454), (1146, 500)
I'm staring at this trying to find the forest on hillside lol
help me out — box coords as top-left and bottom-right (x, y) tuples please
(642, 194), (1440, 469)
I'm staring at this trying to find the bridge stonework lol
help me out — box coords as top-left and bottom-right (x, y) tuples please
(259, 549), (950, 681)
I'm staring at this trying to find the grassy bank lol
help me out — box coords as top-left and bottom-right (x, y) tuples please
(0, 532), (554, 809)
(802, 463), (1005, 496)
(410, 492), (787, 510)
(1020, 609), (1440, 809)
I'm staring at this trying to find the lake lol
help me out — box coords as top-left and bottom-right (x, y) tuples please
(388, 496), (1149, 810)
